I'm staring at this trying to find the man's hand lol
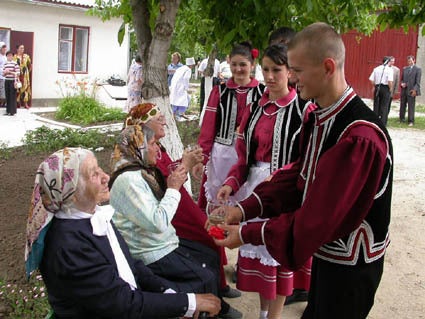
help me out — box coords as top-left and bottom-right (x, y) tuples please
(193, 293), (221, 318)
(410, 89), (417, 97)
(225, 206), (243, 224)
(213, 224), (243, 249)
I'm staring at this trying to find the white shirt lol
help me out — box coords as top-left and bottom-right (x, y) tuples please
(199, 58), (220, 77)
(219, 61), (232, 79)
(369, 65), (394, 85)
(170, 65), (192, 107)
(0, 53), (6, 80)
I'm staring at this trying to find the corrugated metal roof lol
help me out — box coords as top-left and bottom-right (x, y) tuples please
(34, 0), (96, 8)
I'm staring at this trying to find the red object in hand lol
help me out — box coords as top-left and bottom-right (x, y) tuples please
(208, 226), (226, 240)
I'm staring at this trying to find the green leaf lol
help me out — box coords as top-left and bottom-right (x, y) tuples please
(118, 22), (126, 45)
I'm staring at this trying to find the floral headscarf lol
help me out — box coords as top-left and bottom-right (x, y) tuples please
(110, 125), (166, 200)
(124, 103), (160, 128)
(25, 147), (91, 277)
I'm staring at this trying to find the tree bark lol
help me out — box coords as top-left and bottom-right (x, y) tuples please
(130, 0), (184, 161)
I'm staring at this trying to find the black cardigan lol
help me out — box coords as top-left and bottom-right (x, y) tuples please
(40, 217), (189, 318)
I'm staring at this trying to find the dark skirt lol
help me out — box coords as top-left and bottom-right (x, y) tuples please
(147, 243), (218, 296)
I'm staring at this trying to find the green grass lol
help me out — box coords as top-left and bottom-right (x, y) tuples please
(415, 104), (425, 114)
(0, 142), (12, 160)
(387, 116), (425, 130)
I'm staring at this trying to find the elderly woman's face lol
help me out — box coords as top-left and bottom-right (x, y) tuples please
(80, 154), (110, 205)
(146, 137), (160, 165)
(147, 114), (166, 139)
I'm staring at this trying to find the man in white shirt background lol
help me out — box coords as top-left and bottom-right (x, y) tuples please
(369, 56), (394, 126)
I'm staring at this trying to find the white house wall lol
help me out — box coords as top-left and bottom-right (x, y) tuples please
(1, 0), (129, 100)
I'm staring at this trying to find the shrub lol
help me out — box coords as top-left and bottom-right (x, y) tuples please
(56, 96), (125, 125)
(55, 74), (125, 125)
(22, 126), (120, 155)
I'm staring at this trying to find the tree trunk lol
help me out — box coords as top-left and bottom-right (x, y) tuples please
(130, 0), (183, 161)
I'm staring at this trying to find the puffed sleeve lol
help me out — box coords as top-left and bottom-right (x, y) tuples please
(198, 85), (220, 164)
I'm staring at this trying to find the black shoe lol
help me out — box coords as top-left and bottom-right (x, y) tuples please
(221, 285), (241, 298)
(231, 269), (237, 283)
(3, 113), (10, 116)
(284, 289), (308, 305)
(218, 306), (242, 319)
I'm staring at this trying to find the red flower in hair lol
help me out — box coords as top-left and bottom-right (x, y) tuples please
(251, 48), (259, 59)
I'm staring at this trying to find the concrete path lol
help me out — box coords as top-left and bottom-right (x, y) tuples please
(0, 107), (65, 147)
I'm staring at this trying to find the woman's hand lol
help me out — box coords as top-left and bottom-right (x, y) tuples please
(191, 163), (204, 181)
(182, 147), (203, 171)
(166, 165), (187, 190)
(217, 185), (233, 201)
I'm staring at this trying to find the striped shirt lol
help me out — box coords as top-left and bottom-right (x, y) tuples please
(3, 60), (20, 80)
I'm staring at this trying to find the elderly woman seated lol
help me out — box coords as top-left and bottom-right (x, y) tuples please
(120, 104), (243, 319)
(109, 125), (220, 297)
(25, 147), (220, 318)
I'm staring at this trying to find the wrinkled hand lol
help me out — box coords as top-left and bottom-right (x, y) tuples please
(410, 89), (417, 97)
(224, 206), (243, 224)
(193, 293), (221, 318)
(167, 165), (187, 190)
(213, 224), (243, 249)
(217, 185), (233, 201)
(191, 163), (204, 181)
(182, 148), (203, 171)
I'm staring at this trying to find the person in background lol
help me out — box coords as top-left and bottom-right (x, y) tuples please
(123, 103), (243, 319)
(219, 55), (232, 83)
(400, 55), (422, 126)
(26, 147), (220, 318)
(125, 54), (143, 112)
(216, 22), (393, 319)
(197, 42), (265, 210)
(167, 52), (183, 86)
(198, 56), (221, 113)
(216, 44), (313, 319)
(268, 26), (297, 91)
(2, 51), (20, 116)
(268, 26), (296, 46)
(369, 56), (393, 126)
(0, 42), (7, 108)
(387, 56), (400, 115)
(170, 57), (196, 121)
(13, 44), (31, 109)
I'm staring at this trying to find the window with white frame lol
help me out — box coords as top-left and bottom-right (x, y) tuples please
(58, 25), (89, 73)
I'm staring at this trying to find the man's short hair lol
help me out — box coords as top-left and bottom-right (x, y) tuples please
(288, 22), (345, 69)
